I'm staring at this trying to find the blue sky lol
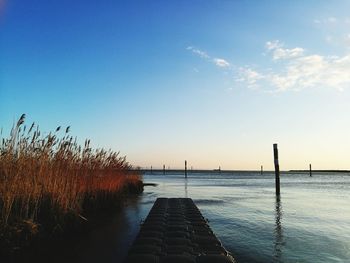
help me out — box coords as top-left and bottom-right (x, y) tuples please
(1, 0), (350, 169)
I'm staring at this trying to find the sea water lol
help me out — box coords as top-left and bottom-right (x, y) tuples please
(45, 172), (350, 263)
(137, 172), (350, 263)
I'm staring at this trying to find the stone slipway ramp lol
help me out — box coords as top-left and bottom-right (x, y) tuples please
(125, 198), (236, 263)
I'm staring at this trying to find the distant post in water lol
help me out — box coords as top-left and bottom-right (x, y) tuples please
(151, 165), (153, 174)
(309, 163), (312, 177)
(163, 164), (165, 175)
(273, 144), (280, 196)
(261, 165), (263, 175)
(185, 160), (187, 178)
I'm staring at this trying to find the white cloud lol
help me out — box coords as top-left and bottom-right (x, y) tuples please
(236, 67), (264, 89)
(187, 39), (350, 92)
(187, 46), (231, 68)
(314, 17), (338, 25)
(266, 40), (282, 50)
(273, 47), (305, 60)
(265, 40), (304, 60)
(187, 46), (209, 59)
(238, 51), (350, 92)
(213, 58), (230, 68)
(315, 17), (350, 48)
(269, 55), (327, 91)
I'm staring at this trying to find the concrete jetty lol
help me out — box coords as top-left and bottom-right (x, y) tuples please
(125, 198), (236, 263)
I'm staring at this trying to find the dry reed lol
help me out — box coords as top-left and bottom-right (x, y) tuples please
(0, 114), (141, 230)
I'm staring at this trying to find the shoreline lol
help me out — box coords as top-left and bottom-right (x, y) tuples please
(136, 169), (350, 174)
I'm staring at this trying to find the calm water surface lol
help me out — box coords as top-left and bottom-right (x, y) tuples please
(53, 172), (350, 263)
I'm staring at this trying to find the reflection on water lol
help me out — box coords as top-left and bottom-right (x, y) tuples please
(273, 196), (283, 263)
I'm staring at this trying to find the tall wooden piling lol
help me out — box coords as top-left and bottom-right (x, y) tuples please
(261, 165), (263, 175)
(151, 166), (153, 174)
(309, 163), (312, 177)
(163, 164), (165, 175)
(273, 144), (280, 196)
(185, 160), (187, 178)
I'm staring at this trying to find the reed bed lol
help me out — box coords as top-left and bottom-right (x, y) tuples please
(0, 114), (142, 253)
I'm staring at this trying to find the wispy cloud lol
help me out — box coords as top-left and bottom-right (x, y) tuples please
(187, 46), (209, 59)
(236, 41), (350, 92)
(270, 54), (350, 91)
(313, 16), (350, 48)
(234, 21), (350, 91)
(187, 46), (231, 69)
(313, 17), (338, 25)
(236, 67), (264, 89)
(187, 37), (350, 92)
(265, 40), (305, 60)
(213, 58), (230, 68)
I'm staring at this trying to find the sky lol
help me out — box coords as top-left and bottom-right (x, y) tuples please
(1, 0), (350, 170)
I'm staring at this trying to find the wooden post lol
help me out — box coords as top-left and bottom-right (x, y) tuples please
(273, 144), (280, 196)
(185, 160), (187, 178)
(261, 165), (263, 175)
(151, 166), (153, 174)
(309, 163), (312, 177)
(163, 164), (165, 175)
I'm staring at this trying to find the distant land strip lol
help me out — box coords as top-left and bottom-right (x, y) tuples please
(132, 169), (350, 174)
(289, 170), (350, 173)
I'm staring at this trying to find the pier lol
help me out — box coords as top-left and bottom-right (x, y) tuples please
(125, 198), (236, 263)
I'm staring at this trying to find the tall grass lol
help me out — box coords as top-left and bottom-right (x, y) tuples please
(0, 114), (141, 231)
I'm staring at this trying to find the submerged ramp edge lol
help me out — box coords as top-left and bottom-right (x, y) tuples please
(125, 197), (236, 263)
